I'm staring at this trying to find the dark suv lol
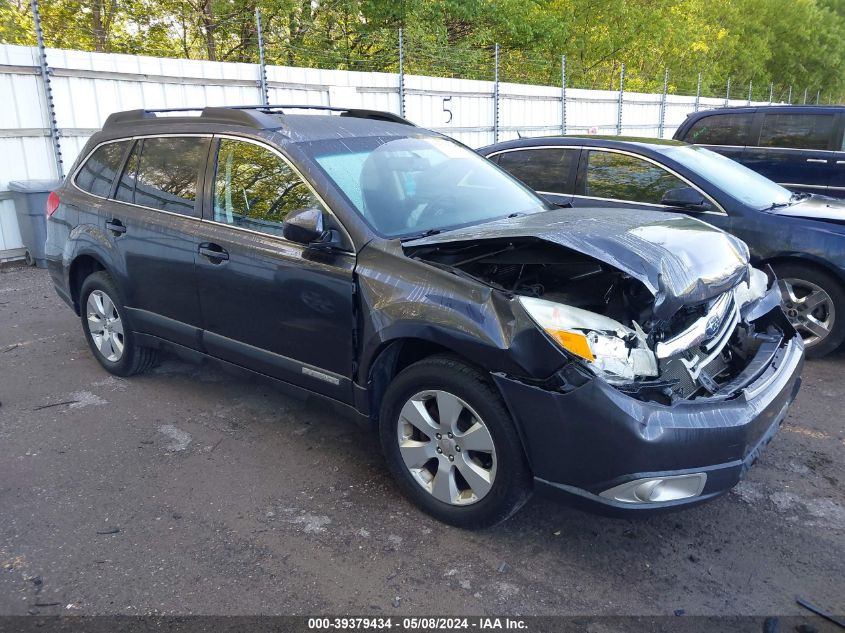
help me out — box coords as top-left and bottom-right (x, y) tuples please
(46, 105), (803, 527)
(674, 105), (845, 198)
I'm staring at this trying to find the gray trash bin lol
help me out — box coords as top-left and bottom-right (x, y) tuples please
(9, 179), (62, 268)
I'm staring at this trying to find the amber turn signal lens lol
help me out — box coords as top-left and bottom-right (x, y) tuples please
(548, 330), (594, 361)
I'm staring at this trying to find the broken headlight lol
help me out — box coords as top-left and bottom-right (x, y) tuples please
(518, 296), (658, 382)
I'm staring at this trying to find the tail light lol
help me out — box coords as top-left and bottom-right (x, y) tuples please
(46, 191), (60, 217)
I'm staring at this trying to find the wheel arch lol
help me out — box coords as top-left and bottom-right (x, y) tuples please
(68, 253), (110, 315)
(761, 253), (845, 289)
(363, 337), (488, 426)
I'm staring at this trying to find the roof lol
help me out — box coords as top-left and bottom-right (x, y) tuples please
(683, 104), (845, 118)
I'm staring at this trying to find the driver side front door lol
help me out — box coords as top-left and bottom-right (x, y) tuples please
(193, 136), (357, 402)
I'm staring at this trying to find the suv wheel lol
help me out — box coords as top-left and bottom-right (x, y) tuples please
(379, 355), (532, 528)
(774, 263), (845, 358)
(80, 271), (158, 376)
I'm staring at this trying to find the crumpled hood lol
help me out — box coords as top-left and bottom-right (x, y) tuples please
(769, 195), (845, 222)
(405, 207), (750, 320)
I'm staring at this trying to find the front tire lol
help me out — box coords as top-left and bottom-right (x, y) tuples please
(379, 355), (532, 528)
(80, 271), (158, 376)
(774, 262), (845, 358)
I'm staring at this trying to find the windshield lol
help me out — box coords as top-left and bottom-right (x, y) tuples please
(302, 135), (547, 238)
(660, 145), (793, 209)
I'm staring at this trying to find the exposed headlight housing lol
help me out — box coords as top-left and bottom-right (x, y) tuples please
(518, 296), (658, 382)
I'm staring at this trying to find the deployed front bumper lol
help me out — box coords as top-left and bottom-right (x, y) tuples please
(492, 327), (804, 515)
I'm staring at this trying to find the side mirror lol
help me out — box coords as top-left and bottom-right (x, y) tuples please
(660, 187), (712, 211)
(283, 207), (343, 250)
(283, 207), (325, 244)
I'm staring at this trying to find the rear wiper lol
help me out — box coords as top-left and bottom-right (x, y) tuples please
(400, 228), (442, 242)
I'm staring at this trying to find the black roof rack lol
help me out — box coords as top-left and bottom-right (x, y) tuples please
(103, 104), (415, 130)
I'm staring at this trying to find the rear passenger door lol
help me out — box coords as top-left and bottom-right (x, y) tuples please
(107, 135), (210, 348)
(743, 112), (838, 194)
(490, 147), (579, 206)
(679, 111), (755, 162)
(194, 136), (356, 402)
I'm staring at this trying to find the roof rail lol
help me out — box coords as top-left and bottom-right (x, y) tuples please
(102, 105), (414, 131)
(229, 105), (415, 126)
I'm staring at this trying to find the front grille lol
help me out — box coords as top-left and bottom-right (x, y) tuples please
(659, 292), (742, 398)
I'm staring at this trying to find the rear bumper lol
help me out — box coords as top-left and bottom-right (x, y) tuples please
(493, 329), (804, 516)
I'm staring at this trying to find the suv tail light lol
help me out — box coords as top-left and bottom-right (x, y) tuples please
(46, 191), (60, 217)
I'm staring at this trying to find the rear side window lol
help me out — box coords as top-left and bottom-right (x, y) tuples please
(115, 141), (140, 203)
(684, 113), (754, 146)
(114, 137), (208, 215)
(495, 148), (577, 193)
(759, 113), (835, 150)
(75, 141), (129, 197)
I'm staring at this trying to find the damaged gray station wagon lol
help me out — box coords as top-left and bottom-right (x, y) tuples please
(46, 105), (804, 527)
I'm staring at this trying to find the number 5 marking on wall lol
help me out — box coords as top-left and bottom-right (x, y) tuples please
(442, 96), (453, 124)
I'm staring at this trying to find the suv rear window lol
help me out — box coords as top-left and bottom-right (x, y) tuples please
(75, 141), (130, 197)
(759, 113), (835, 150)
(114, 137), (208, 215)
(684, 113), (754, 146)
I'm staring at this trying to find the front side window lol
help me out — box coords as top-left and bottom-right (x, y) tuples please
(759, 113), (835, 150)
(495, 148), (578, 193)
(213, 139), (326, 237)
(584, 151), (687, 205)
(76, 141), (129, 197)
(660, 145), (792, 209)
(304, 135), (547, 238)
(684, 113), (754, 146)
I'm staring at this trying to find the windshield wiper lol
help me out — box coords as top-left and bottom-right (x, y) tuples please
(767, 192), (811, 211)
(400, 228), (442, 242)
(789, 192), (811, 204)
(766, 201), (790, 210)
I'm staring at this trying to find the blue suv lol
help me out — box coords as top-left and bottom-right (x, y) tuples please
(674, 105), (845, 199)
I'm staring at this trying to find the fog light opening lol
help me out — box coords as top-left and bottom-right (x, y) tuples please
(600, 473), (707, 504)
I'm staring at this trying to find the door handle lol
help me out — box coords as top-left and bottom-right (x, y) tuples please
(836, 160), (845, 165)
(806, 158), (828, 163)
(106, 219), (126, 235)
(198, 243), (229, 262)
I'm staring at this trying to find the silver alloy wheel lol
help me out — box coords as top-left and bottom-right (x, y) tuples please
(778, 277), (835, 348)
(396, 390), (497, 506)
(86, 289), (125, 362)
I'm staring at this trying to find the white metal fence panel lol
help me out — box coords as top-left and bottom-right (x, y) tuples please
(0, 42), (779, 259)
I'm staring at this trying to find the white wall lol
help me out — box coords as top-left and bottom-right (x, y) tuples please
(0, 43), (771, 260)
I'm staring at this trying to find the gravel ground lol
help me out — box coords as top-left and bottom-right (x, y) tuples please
(1, 264), (843, 617)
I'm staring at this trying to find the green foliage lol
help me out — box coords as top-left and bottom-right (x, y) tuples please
(1, 0), (843, 100)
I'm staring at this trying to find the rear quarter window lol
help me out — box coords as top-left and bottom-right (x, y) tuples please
(684, 113), (754, 146)
(75, 141), (130, 197)
(759, 113), (835, 150)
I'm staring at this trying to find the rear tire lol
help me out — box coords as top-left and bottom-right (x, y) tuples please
(379, 355), (532, 528)
(79, 271), (158, 376)
(773, 262), (845, 359)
